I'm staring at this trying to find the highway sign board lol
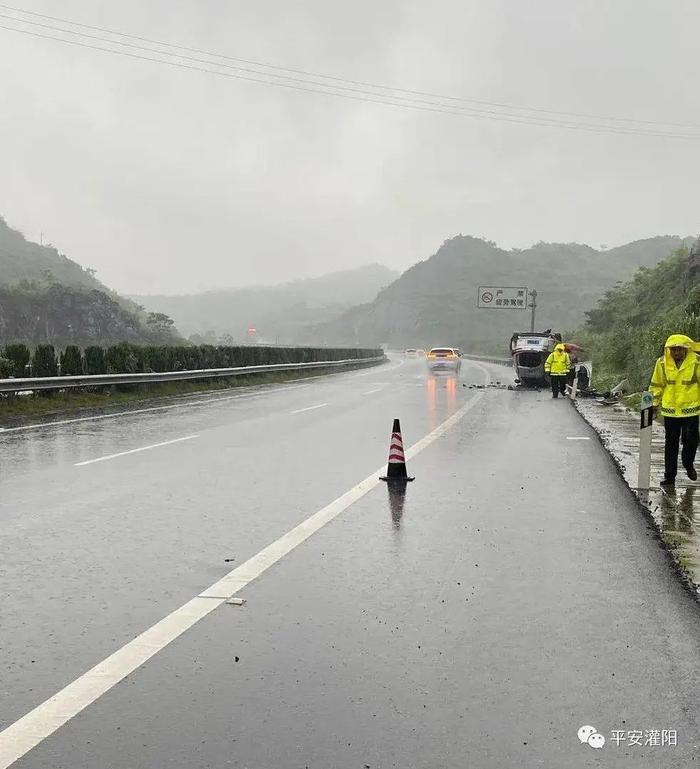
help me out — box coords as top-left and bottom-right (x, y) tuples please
(477, 286), (528, 309)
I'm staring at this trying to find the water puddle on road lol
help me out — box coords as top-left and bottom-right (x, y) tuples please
(577, 399), (700, 589)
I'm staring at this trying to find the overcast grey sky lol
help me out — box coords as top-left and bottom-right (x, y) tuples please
(1, 0), (699, 294)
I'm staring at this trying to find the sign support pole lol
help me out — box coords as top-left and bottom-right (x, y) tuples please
(638, 391), (654, 490)
(529, 289), (538, 332)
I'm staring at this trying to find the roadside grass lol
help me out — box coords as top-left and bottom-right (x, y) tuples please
(586, 361), (644, 412)
(0, 362), (381, 423)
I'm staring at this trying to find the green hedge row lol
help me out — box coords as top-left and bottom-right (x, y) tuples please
(0, 342), (382, 378)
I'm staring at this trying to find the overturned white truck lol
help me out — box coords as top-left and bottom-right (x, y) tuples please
(509, 332), (591, 390)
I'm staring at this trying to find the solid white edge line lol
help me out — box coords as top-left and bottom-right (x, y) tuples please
(74, 435), (200, 466)
(0, 363), (490, 769)
(290, 403), (328, 414)
(0, 384), (312, 434)
(0, 359), (397, 434)
(362, 388), (383, 396)
(566, 437), (591, 440)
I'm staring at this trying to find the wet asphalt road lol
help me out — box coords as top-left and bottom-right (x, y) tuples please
(2, 357), (700, 768)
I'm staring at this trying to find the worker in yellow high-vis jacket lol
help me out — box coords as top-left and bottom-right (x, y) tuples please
(544, 343), (571, 399)
(649, 334), (700, 486)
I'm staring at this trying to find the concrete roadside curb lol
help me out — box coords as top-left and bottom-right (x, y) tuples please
(572, 397), (700, 600)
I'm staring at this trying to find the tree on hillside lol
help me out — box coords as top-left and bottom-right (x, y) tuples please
(41, 269), (60, 288)
(146, 312), (177, 341)
(147, 312), (175, 329)
(578, 240), (700, 388)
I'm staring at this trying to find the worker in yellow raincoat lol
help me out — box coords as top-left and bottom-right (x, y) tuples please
(544, 343), (571, 399)
(649, 334), (700, 486)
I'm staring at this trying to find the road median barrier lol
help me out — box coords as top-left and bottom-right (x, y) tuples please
(0, 354), (387, 424)
(0, 356), (386, 396)
(460, 353), (513, 367)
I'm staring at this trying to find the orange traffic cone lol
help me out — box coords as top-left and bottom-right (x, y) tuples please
(380, 418), (415, 482)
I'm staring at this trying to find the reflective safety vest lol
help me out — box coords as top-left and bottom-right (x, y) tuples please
(544, 348), (570, 376)
(649, 355), (700, 417)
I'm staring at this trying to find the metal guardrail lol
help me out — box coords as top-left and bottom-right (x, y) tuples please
(0, 356), (386, 394)
(460, 353), (513, 367)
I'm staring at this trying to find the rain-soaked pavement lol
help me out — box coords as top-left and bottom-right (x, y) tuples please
(2, 357), (700, 768)
(577, 398), (700, 592)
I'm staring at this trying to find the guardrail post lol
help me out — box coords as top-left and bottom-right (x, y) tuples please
(637, 391), (654, 491)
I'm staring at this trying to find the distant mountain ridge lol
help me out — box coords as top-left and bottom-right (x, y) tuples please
(132, 264), (399, 342)
(308, 235), (696, 352)
(2, 212), (692, 353)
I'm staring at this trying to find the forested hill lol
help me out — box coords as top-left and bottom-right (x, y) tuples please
(307, 235), (695, 352)
(578, 237), (700, 389)
(132, 264), (399, 342)
(0, 216), (105, 290)
(0, 216), (180, 346)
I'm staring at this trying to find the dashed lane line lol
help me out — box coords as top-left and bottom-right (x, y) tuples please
(0, 359), (406, 435)
(290, 403), (329, 415)
(74, 435), (200, 466)
(0, 363), (490, 769)
(0, 384), (311, 434)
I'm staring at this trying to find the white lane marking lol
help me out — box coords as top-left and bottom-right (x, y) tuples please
(352, 359), (403, 377)
(362, 388), (383, 395)
(287, 362), (388, 383)
(284, 374), (328, 383)
(0, 384), (312, 434)
(74, 435), (200, 466)
(0, 364), (490, 768)
(290, 403), (328, 415)
(566, 437), (590, 441)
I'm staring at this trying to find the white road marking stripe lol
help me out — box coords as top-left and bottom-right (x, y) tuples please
(284, 374), (328, 383)
(566, 437), (590, 441)
(362, 388), (383, 395)
(352, 359), (403, 377)
(0, 364), (490, 768)
(74, 435), (200, 466)
(290, 403), (328, 414)
(0, 384), (312, 434)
